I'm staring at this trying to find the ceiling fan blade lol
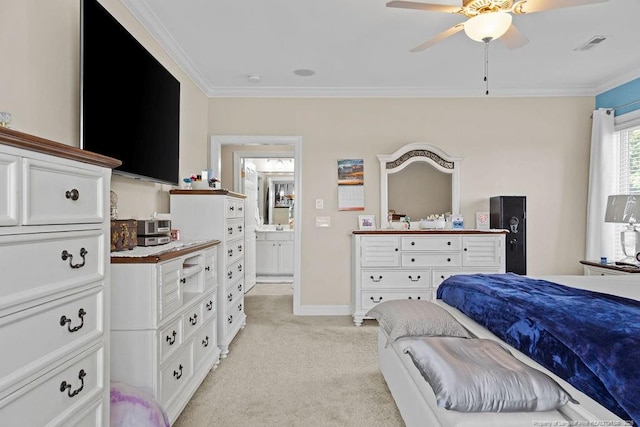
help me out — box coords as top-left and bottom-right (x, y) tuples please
(386, 1), (462, 14)
(512, 0), (609, 14)
(499, 24), (528, 49)
(409, 24), (464, 52)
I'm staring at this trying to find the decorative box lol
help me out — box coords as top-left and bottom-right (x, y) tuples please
(111, 219), (137, 251)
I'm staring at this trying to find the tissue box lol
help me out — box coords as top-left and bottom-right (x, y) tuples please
(111, 219), (137, 251)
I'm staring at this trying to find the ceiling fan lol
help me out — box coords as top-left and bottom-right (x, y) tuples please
(387, 0), (610, 52)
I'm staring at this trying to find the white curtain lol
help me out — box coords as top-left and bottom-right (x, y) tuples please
(585, 108), (617, 260)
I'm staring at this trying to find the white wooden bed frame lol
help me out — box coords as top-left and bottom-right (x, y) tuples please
(378, 275), (637, 427)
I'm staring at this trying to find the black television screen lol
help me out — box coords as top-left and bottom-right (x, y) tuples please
(81, 0), (180, 186)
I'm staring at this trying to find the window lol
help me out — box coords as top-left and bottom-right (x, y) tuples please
(613, 124), (640, 260)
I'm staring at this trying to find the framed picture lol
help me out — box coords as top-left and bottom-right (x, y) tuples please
(358, 215), (376, 230)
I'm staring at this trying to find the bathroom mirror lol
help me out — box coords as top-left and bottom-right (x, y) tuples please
(378, 142), (462, 228)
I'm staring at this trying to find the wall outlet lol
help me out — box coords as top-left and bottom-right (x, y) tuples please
(315, 199), (324, 209)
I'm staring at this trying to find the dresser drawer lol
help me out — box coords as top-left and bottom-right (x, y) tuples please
(224, 299), (244, 332)
(225, 218), (244, 240)
(160, 342), (194, 408)
(401, 236), (461, 251)
(202, 293), (216, 323)
(432, 269), (502, 288)
(226, 198), (244, 219)
(224, 258), (244, 284)
(361, 290), (432, 310)
(361, 270), (430, 288)
(0, 345), (104, 426)
(224, 238), (244, 265)
(0, 152), (19, 226)
(159, 317), (183, 364)
(194, 318), (217, 370)
(0, 230), (104, 312)
(22, 158), (104, 225)
(0, 287), (103, 390)
(401, 252), (461, 267)
(183, 302), (203, 339)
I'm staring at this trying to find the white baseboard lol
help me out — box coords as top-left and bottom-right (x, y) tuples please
(295, 304), (351, 316)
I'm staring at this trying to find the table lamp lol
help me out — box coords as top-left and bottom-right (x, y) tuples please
(604, 194), (640, 263)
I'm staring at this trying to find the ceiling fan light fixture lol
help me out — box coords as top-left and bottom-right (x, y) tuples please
(464, 12), (512, 42)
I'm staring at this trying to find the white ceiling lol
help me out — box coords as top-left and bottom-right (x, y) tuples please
(122, 0), (640, 98)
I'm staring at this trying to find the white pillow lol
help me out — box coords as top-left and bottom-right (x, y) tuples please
(404, 337), (578, 412)
(366, 299), (471, 346)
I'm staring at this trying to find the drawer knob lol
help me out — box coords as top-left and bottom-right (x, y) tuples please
(230, 206), (235, 211)
(370, 296), (383, 303)
(408, 275), (421, 282)
(395, 248), (398, 252)
(65, 188), (80, 201)
(370, 275), (383, 283)
(411, 258), (415, 263)
(411, 241), (415, 246)
(464, 247), (468, 251)
(447, 241), (451, 245)
(61, 248), (88, 269)
(60, 369), (86, 398)
(166, 330), (177, 345)
(447, 258), (451, 262)
(59, 308), (86, 332)
(202, 336), (209, 347)
(228, 315), (233, 324)
(189, 314), (198, 326)
(173, 364), (183, 380)
(206, 301), (213, 311)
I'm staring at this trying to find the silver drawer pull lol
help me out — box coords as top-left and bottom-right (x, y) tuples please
(370, 296), (383, 303)
(60, 308), (86, 332)
(202, 336), (209, 347)
(65, 188), (80, 201)
(408, 275), (421, 282)
(61, 248), (88, 269)
(370, 275), (383, 282)
(60, 369), (86, 398)
(173, 364), (183, 380)
(189, 314), (198, 326)
(166, 330), (177, 345)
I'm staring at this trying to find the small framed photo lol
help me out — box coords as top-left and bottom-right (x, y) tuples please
(358, 215), (376, 230)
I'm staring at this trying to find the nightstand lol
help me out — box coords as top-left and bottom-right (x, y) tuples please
(580, 260), (640, 276)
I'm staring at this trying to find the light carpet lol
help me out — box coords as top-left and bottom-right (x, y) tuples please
(173, 283), (404, 427)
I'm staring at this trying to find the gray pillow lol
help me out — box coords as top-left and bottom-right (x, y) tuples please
(366, 300), (471, 346)
(404, 337), (578, 412)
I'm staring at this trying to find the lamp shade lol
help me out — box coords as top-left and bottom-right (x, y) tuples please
(463, 12), (512, 42)
(605, 195), (640, 224)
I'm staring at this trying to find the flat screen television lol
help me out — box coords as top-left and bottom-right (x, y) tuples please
(80, 0), (180, 186)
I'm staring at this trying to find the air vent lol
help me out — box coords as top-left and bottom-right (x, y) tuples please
(574, 36), (608, 52)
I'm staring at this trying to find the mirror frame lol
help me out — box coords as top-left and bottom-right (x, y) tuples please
(378, 142), (462, 229)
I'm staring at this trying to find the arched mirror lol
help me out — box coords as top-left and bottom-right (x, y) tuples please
(378, 143), (462, 229)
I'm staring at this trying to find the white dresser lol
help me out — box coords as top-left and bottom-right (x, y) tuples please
(351, 230), (507, 326)
(110, 241), (221, 424)
(0, 128), (120, 425)
(170, 190), (247, 358)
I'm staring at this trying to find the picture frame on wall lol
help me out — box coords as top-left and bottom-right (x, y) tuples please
(358, 215), (376, 230)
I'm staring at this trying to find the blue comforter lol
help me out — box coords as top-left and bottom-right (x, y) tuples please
(437, 273), (639, 424)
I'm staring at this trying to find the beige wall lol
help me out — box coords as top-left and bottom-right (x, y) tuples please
(4, 0), (596, 308)
(2, 0), (210, 220)
(209, 97), (594, 305)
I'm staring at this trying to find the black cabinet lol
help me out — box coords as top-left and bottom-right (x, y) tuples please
(490, 196), (526, 275)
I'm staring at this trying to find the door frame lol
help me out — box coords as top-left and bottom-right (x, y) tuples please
(210, 135), (302, 314)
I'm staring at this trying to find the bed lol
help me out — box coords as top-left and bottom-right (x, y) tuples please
(374, 274), (639, 427)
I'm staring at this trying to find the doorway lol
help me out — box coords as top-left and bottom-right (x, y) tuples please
(210, 135), (302, 315)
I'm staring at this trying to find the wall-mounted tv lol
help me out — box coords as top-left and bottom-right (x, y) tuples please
(80, 0), (180, 186)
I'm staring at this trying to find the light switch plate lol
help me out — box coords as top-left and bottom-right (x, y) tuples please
(315, 216), (330, 227)
(315, 199), (324, 209)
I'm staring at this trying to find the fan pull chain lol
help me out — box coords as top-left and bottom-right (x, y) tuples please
(484, 40), (489, 95)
